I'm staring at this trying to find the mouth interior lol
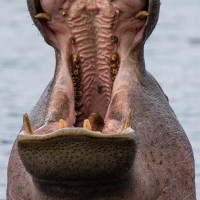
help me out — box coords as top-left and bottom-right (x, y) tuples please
(24, 0), (149, 136)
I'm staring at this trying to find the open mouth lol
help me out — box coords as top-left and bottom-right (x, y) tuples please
(17, 0), (151, 183)
(20, 0), (149, 137)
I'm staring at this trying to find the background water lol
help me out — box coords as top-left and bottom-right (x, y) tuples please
(0, 0), (199, 199)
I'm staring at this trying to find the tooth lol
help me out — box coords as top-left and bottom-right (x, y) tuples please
(135, 11), (149, 20)
(34, 13), (52, 21)
(69, 37), (76, 45)
(112, 68), (118, 75)
(73, 54), (80, 65)
(62, 11), (67, 16)
(59, 119), (67, 129)
(83, 119), (92, 131)
(121, 112), (131, 132)
(23, 113), (34, 134)
(110, 53), (119, 64)
(115, 9), (120, 16)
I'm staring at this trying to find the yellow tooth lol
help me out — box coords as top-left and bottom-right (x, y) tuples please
(23, 113), (34, 134)
(121, 112), (131, 132)
(34, 13), (52, 21)
(135, 11), (149, 20)
(73, 54), (80, 65)
(115, 9), (120, 16)
(83, 119), (92, 131)
(62, 11), (67, 16)
(59, 119), (67, 129)
(110, 53), (119, 64)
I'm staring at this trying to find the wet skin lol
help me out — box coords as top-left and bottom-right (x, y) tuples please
(7, 0), (196, 199)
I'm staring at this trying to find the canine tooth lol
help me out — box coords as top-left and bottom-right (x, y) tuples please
(59, 119), (67, 129)
(121, 112), (131, 132)
(135, 11), (149, 20)
(34, 13), (52, 21)
(23, 113), (34, 134)
(83, 119), (92, 131)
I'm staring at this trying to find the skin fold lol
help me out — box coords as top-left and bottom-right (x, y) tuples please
(7, 0), (196, 199)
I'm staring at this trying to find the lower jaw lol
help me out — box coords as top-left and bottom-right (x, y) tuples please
(18, 53), (136, 187)
(18, 69), (135, 183)
(18, 128), (136, 184)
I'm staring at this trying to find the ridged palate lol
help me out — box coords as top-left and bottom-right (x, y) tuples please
(67, 9), (114, 117)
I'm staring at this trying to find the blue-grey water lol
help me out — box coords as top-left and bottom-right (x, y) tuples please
(0, 0), (199, 199)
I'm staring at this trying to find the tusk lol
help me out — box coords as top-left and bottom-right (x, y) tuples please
(135, 11), (149, 20)
(121, 112), (131, 132)
(34, 13), (52, 21)
(23, 113), (34, 134)
(59, 119), (67, 129)
(83, 119), (92, 131)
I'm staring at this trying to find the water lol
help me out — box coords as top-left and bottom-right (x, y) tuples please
(0, 0), (199, 199)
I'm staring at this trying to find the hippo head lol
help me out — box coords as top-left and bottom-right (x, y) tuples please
(15, 0), (195, 199)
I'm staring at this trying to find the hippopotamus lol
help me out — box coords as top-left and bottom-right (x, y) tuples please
(7, 0), (196, 199)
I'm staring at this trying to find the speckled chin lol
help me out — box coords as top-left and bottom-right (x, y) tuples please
(17, 128), (136, 182)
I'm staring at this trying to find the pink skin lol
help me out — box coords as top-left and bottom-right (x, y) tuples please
(33, 0), (147, 134)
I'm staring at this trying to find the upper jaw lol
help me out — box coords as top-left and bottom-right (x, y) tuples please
(24, 0), (149, 135)
(19, 0), (154, 138)
(27, 0), (160, 44)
